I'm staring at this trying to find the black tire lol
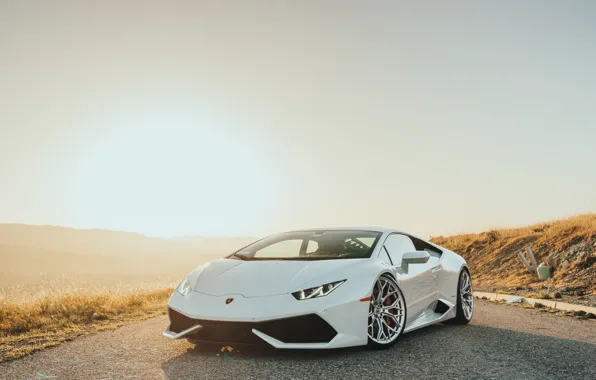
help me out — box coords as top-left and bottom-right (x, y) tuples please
(445, 268), (473, 325)
(367, 275), (407, 349)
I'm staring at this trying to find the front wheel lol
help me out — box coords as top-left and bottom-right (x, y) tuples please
(367, 274), (407, 349)
(446, 268), (474, 325)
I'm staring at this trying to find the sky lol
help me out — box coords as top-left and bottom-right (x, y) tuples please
(1, 0), (595, 238)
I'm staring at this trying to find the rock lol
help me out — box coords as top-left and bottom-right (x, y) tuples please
(533, 302), (546, 308)
(537, 263), (550, 280)
(577, 252), (588, 262)
(551, 292), (562, 299)
(546, 251), (558, 266)
(561, 260), (570, 268)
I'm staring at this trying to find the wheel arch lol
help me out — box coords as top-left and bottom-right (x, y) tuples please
(366, 270), (408, 348)
(369, 270), (407, 313)
(436, 249), (469, 305)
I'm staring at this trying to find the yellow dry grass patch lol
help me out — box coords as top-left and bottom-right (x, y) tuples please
(0, 288), (172, 362)
(430, 214), (596, 292)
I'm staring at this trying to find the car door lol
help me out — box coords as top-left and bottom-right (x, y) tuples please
(408, 236), (443, 300)
(383, 233), (436, 321)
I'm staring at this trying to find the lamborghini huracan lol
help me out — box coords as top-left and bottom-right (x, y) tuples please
(163, 228), (474, 349)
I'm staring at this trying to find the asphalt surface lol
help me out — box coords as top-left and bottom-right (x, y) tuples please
(1, 300), (595, 380)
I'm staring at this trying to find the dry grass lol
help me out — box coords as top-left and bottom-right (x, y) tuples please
(0, 288), (172, 362)
(0, 255), (186, 362)
(0, 275), (179, 303)
(0, 225), (232, 362)
(430, 214), (596, 293)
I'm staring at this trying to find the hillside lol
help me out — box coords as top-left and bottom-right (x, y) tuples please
(430, 214), (596, 298)
(0, 224), (256, 299)
(0, 244), (219, 285)
(167, 236), (257, 253)
(0, 224), (255, 256)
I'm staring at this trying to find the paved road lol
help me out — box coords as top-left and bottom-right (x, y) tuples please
(1, 300), (595, 380)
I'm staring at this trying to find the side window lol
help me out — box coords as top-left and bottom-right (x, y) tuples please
(383, 234), (415, 265)
(255, 239), (303, 258)
(306, 240), (319, 254)
(410, 236), (442, 257)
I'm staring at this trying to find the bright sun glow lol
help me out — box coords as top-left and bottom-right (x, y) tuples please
(69, 106), (279, 236)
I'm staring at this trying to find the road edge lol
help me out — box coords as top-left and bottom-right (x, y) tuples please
(473, 291), (596, 314)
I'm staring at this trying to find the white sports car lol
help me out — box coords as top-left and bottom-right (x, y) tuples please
(163, 228), (474, 349)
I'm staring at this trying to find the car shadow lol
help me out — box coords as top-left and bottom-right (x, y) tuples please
(160, 323), (596, 379)
(188, 323), (444, 359)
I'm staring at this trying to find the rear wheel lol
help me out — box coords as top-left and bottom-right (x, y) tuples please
(367, 275), (406, 349)
(446, 268), (474, 324)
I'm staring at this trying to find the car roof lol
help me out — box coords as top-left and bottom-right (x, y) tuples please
(287, 226), (402, 234)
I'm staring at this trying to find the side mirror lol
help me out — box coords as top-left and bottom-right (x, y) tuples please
(401, 251), (430, 273)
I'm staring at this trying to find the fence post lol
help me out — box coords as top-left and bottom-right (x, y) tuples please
(526, 247), (538, 271)
(517, 251), (533, 273)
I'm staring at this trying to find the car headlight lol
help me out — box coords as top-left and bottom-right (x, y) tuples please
(177, 279), (191, 296)
(292, 280), (346, 300)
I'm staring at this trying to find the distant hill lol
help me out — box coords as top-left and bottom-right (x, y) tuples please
(167, 236), (257, 253)
(0, 224), (258, 286)
(0, 224), (256, 256)
(0, 243), (201, 276)
(0, 243), (220, 286)
(0, 224), (185, 256)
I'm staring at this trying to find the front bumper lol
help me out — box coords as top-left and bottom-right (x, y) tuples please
(163, 289), (369, 349)
(166, 308), (337, 345)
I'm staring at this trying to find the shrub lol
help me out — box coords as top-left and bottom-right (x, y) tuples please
(486, 230), (501, 243)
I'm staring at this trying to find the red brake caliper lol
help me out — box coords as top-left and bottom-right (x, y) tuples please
(384, 296), (392, 326)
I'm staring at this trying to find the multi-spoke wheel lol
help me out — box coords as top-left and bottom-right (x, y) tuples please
(447, 268), (474, 324)
(367, 275), (406, 348)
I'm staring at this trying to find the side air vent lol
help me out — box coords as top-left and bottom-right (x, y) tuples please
(434, 300), (450, 314)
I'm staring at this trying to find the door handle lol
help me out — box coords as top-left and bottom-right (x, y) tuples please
(432, 266), (442, 273)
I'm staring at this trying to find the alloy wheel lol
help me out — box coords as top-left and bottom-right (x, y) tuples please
(460, 270), (474, 320)
(368, 276), (405, 345)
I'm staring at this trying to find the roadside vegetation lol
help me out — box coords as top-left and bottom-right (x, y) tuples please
(0, 288), (172, 361)
(431, 214), (596, 305)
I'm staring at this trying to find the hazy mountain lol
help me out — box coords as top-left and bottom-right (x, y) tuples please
(0, 224), (256, 256)
(0, 243), (205, 280)
(0, 224), (258, 287)
(167, 236), (257, 254)
(0, 243), (227, 288)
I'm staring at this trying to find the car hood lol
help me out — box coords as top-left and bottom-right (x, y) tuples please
(192, 258), (364, 297)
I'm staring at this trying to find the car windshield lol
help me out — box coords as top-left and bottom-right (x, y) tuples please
(229, 230), (382, 260)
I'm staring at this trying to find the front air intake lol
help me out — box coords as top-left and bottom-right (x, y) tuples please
(167, 308), (337, 344)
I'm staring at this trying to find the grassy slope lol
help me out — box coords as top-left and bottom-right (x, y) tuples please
(430, 214), (596, 294)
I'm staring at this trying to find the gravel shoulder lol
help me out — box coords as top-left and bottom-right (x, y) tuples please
(1, 300), (595, 380)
